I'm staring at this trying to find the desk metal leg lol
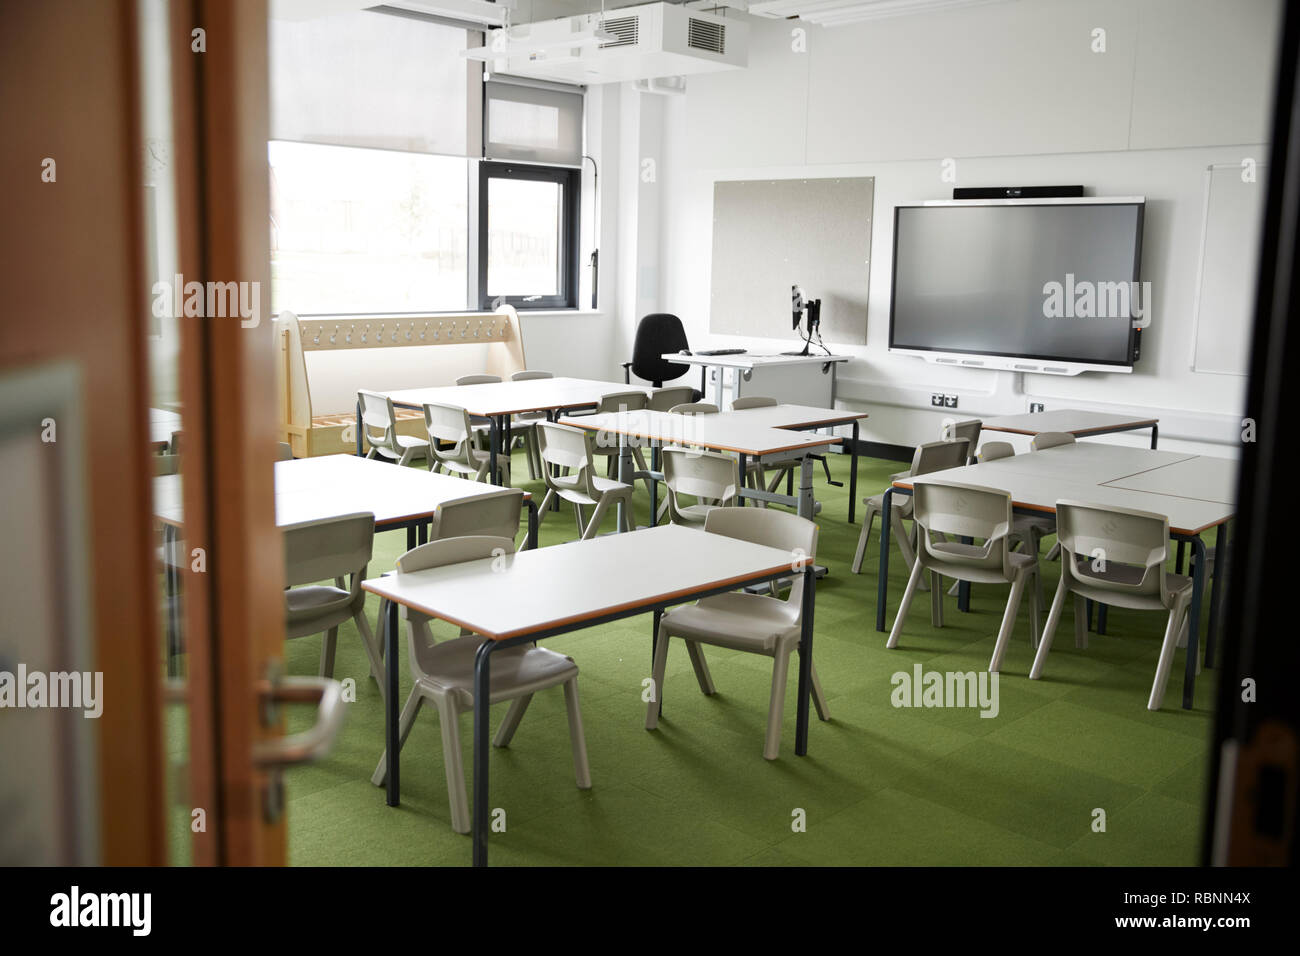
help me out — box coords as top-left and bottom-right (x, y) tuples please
(406, 526), (417, 550)
(1176, 541), (1186, 574)
(616, 434), (632, 531)
(797, 454), (815, 520)
(488, 418), (501, 487)
(1150, 424), (1159, 449)
(1205, 523), (1227, 668)
(1182, 536), (1208, 710)
(384, 597), (400, 806)
(472, 640), (495, 867)
(958, 538), (971, 612)
(1097, 603), (1109, 634)
(525, 499), (539, 550)
(848, 421), (859, 523)
(738, 453), (749, 506)
(652, 608), (663, 717)
(877, 488), (892, 632)
(417, 522), (428, 546)
(795, 564), (815, 756)
(650, 444), (660, 527)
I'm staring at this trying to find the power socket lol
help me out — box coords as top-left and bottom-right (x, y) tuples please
(1029, 402), (1045, 413)
(943, 394), (958, 409)
(931, 393), (946, 407)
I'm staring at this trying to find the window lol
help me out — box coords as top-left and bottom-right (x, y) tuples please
(269, 141), (469, 314)
(478, 161), (580, 310)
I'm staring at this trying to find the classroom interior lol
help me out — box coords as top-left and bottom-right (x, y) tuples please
(1, 0), (1287, 868)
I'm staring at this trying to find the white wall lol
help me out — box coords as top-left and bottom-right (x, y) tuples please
(628, 0), (1280, 456)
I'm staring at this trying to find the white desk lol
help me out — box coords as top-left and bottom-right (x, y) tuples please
(982, 409), (1161, 449)
(559, 408), (839, 522)
(372, 377), (652, 486)
(664, 352), (850, 409)
(877, 446), (1236, 710)
(362, 523), (820, 866)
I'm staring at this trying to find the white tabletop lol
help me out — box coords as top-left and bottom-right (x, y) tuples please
(663, 352), (850, 370)
(899, 446), (1235, 536)
(981, 408), (1158, 436)
(720, 403), (868, 430)
(1101, 455), (1237, 504)
(970, 443), (1196, 485)
(559, 409), (840, 458)
(149, 407), (181, 449)
(362, 524), (800, 641)
(384, 377), (652, 417)
(154, 454), (524, 529)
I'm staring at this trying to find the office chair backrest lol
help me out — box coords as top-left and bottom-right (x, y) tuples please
(977, 441), (1015, 463)
(630, 313), (690, 386)
(434, 488), (524, 542)
(730, 396), (777, 410)
(648, 386), (696, 411)
(1031, 431), (1075, 451)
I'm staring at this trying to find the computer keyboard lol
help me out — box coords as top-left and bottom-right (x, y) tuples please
(694, 348), (748, 356)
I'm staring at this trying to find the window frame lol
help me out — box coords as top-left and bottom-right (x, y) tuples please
(476, 160), (581, 311)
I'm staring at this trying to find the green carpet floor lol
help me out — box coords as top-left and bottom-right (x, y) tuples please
(231, 449), (1218, 865)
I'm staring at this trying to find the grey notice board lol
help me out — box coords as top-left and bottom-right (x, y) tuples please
(709, 177), (873, 343)
(1191, 162), (1267, 375)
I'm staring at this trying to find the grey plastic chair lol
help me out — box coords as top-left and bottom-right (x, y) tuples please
(647, 508), (830, 760)
(1031, 431), (1076, 451)
(1029, 500), (1193, 710)
(977, 441), (1016, 462)
(282, 511), (385, 698)
(966, 440), (1057, 595)
(661, 447), (739, 527)
(423, 401), (507, 484)
(648, 385), (696, 412)
(358, 389), (429, 466)
(670, 402), (718, 415)
(887, 481), (1042, 673)
(590, 390), (652, 486)
(454, 374), (500, 451)
(850, 439), (970, 577)
(370, 535), (591, 833)
(276, 441), (293, 461)
(510, 370), (553, 479)
(729, 396), (798, 502)
(535, 421), (633, 539)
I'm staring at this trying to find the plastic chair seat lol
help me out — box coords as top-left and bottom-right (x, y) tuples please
(1068, 558), (1192, 612)
(412, 636), (578, 707)
(285, 584), (355, 637)
(662, 592), (801, 654)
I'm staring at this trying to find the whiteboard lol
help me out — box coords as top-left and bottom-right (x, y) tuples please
(709, 177), (873, 343)
(1191, 162), (1267, 375)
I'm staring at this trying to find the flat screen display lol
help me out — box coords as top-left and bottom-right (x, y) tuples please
(889, 200), (1144, 367)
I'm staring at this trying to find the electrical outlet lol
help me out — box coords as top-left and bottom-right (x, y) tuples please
(1029, 402), (1045, 413)
(931, 393), (946, 407)
(943, 394), (958, 409)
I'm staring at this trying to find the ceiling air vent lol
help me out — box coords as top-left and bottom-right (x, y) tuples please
(600, 15), (639, 48)
(687, 17), (725, 54)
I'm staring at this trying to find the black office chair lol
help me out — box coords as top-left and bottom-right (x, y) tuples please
(623, 313), (698, 392)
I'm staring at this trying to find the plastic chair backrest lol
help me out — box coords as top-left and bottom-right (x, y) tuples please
(1031, 431), (1075, 451)
(596, 390), (649, 414)
(457, 374), (501, 386)
(511, 370), (553, 381)
(423, 401), (473, 446)
(153, 454), (179, 477)
(357, 390), (398, 450)
(913, 481), (1012, 576)
(977, 441), (1015, 462)
(704, 507), (818, 609)
(397, 534), (515, 574)
(537, 421), (597, 497)
(631, 313), (690, 385)
(943, 419), (982, 463)
(663, 447), (739, 509)
(276, 442), (293, 461)
(1056, 500), (1169, 600)
(648, 386), (696, 411)
(730, 396), (777, 410)
(434, 488), (524, 541)
(671, 402), (718, 416)
(282, 512), (375, 595)
(910, 439), (971, 477)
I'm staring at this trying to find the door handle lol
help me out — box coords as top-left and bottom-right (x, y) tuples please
(253, 675), (346, 769)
